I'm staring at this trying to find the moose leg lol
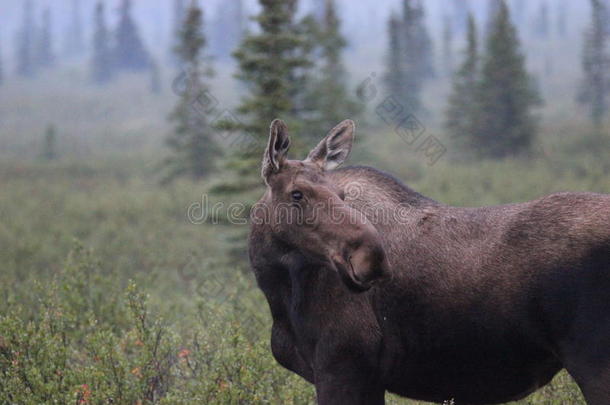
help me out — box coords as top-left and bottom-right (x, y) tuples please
(315, 375), (385, 405)
(559, 275), (610, 405)
(567, 367), (610, 405)
(313, 340), (385, 405)
(313, 352), (384, 405)
(562, 325), (610, 404)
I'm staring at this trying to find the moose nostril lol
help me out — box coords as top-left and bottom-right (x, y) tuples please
(346, 256), (364, 283)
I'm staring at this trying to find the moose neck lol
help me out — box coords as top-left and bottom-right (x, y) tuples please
(328, 166), (441, 261)
(330, 165), (439, 211)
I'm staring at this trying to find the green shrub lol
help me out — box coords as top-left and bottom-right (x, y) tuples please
(0, 244), (315, 404)
(0, 161), (594, 404)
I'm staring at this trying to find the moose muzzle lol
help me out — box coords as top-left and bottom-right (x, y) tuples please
(330, 227), (389, 292)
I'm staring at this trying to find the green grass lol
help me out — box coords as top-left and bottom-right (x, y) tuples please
(2, 153), (605, 404)
(2, 19), (609, 401)
(2, 61), (607, 404)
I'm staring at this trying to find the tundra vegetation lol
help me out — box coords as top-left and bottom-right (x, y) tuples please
(1, 0), (609, 403)
(2, 154), (606, 404)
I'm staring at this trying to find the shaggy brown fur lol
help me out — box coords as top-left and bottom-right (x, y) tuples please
(249, 120), (610, 404)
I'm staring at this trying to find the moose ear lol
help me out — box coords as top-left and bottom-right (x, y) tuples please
(262, 119), (291, 182)
(306, 120), (355, 171)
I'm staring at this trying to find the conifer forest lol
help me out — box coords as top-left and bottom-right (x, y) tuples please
(0, 0), (609, 403)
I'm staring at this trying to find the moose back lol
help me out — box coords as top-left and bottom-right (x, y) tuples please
(248, 119), (610, 405)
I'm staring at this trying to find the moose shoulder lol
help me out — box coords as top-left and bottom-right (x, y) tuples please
(248, 119), (610, 405)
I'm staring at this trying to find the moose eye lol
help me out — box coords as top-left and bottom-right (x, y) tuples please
(291, 190), (304, 201)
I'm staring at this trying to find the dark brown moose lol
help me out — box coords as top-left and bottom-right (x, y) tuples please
(248, 119), (610, 405)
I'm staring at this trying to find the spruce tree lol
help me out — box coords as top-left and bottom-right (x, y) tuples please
(303, 0), (362, 141)
(579, 0), (610, 127)
(64, 0), (85, 57)
(476, 0), (540, 158)
(164, 2), (218, 182)
(511, 0), (526, 28)
(41, 125), (58, 161)
(452, 0), (470, 33)
(290, 14), (318, 126)
(0, 35), (4, 86)
(211, 0), (244, 60)
(91, 1), (113, 84)
(384, 0), (433, 113)
(16, 0), (36, 77)
(150, 59), (162, 94)
(213, 0), (312, 263)
(442, 14), (454, 76)
(533, 2), (550, 39)
(485, 0), (503, 36)
(223, 0), (311, 190)
(114, 0), (150, 72)
(35, 8), (55, 69)
(411, 0), (434, 80)
(445, 14), (480, 149)
(170, 0), (186, 65)
(557, 0), (568, 38)
(311, 0), (326, 22)
(384, 15), (405, 104)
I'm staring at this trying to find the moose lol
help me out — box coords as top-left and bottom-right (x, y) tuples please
(248, 119), (610, 405)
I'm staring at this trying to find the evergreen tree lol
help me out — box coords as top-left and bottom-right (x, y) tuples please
(35, 8), (55, 69)
(409, 0), (434, 81)
(213, 0), (312, 263)
(225, 0), (311, 187)
(485, 0), (503, 36)
(476, 0), (540, 158)
(170, 0), (186, 65)
(164, 2), (218, 182)
(64, 0), (85, 57)
(114, 0), (150, 72)
(16, 0), (36, 77)
(445, 14), (480, 149)
(41, 125), (58, 161)
(290, 15), (318, 125)
(384, 0), (434, 113)
(533, 2), (550, 39)
(557, 0), (568, 38)
(303, 0), (362, 140)
(311, 0), (326, 22)
(211, 0), (244, 60)
(511, 0), (526, 28)
(91, 1), (113, 84)
(452, 0), (470, 33)
(384, 14), (405, 103)
(0, 35), (4, 86)
(579, 0), (610, 127)
(150, 59), (162, 94)
(606, 0), (610, 36)
(442, 14), (454, 76)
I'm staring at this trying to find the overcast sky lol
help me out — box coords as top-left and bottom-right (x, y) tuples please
(0, 0), (592, 71)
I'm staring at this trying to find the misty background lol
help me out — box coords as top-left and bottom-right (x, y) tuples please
(0, 1), (609, 403)
(0, 0), (600, 160)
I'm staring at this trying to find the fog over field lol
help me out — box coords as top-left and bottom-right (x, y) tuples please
(0, 0), (608, 404)
(0, 0), (602, 158)
(0, 0), (594, 76)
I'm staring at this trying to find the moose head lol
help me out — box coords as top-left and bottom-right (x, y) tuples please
(256, 119), (389, 292)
